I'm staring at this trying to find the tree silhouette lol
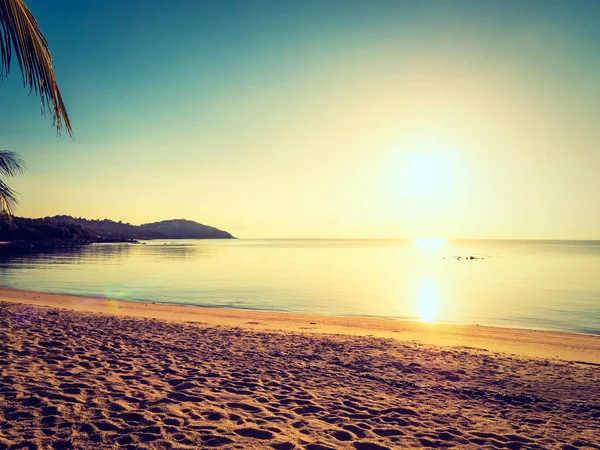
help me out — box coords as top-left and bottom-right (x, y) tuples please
(1, 0), (71, 215)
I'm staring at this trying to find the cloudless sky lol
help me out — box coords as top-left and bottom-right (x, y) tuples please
(1, 0), (599, 239)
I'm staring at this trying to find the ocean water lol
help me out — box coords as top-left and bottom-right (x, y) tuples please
(1, 239), (599, 334)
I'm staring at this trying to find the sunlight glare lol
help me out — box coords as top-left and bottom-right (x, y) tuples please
(378, 139), (464, 237)
(413, 238), (447, 256)
(405, 145), (458, 199)
(415, 277), (439, 323)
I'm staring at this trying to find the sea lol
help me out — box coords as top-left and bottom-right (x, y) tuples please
(1, 239), (599, 334)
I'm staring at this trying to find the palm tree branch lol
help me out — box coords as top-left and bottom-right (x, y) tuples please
(0, 177), (18, 215)
(0, 0), (72, 136)
(0, 150), (25, 176)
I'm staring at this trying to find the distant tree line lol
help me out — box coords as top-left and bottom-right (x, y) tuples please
(0, 215), (234, 244)
(0, 215), (96, 242)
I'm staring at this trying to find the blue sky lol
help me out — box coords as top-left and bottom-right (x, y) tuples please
(2, 0), (600, 238)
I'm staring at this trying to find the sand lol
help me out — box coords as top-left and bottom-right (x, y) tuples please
(1, 288), (599, 449)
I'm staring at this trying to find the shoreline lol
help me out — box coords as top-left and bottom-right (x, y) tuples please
(2, 286), (599, 364)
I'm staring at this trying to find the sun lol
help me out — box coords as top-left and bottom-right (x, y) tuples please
(378, 139), (464, 237)
(380, 140), (462, 204)
(404, 146), (457, 199)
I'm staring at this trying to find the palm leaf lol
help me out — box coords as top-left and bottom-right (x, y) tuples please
(0, 150), (24, 215)
(0, 178), (18, 215)
(0, 150), (25, 176)
(0, 0), (72, 136)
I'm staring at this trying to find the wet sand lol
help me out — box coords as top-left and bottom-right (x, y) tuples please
(1, 287), (599, 449)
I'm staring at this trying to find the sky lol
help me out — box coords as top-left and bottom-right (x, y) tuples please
(1, 0), (599, 239)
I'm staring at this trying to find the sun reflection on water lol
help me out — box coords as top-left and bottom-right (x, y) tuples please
(412, 238), (446, 256)
(415, 277), (440, 323)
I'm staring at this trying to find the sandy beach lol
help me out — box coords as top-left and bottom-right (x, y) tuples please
(1, 287), (599, 449)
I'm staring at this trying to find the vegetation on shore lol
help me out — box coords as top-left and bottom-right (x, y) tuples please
(0, 215), (234, 244)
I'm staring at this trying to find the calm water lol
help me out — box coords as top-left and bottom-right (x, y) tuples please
(1, 239), (599, 334)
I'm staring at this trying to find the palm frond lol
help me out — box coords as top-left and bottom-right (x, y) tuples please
(0, 178), (18, 215)
(0, 0), (72, 136)
(0, 150), (25, 176)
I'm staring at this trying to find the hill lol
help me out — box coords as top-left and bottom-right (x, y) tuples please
(0, 215), (234, 243)
(139, 219), (233, 239)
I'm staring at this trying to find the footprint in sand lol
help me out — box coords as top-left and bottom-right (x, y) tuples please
(226, 402), (263, 413)
(234, 427), (275, 439)
(353, 442), (390, 450)
(271, 443), (296, 450)
(305, 444), (336, 450)
(332, 430), (353, 441)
